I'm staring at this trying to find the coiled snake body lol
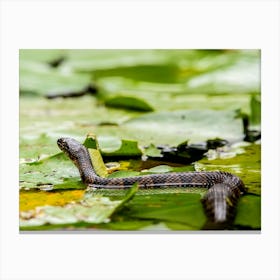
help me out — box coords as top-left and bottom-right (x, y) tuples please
(57, 137), (245, 226)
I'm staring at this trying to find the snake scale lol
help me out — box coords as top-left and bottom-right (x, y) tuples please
(57, 137), (246, 226)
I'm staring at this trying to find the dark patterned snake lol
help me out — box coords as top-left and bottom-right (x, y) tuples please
(57, 137), (246, 226)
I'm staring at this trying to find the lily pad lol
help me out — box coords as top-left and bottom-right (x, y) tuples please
(84, 135), (142, 157)
(88, 148), (109, 178)
(196, 143), (261, 195)
(250, 94), (261, 126)
(20, 49), (65, 63)
(123, 109), (244, 145)
(63, 49), (170, 72)
(20, 183), (139, 229)
(185, 52), (260, 94)
(104, 95), (154, 112)
(123, 193), (207, 229)
(20, 63), (92, 96)
(97, 76), (253, 113)
(143, 144), (163, 158)
(94, 220), (155, 231)
(164, 221), (199, 230)
(20, 189), (85, 211)
(20, 153), (83, 190)
(20, 196), (121, 227)
(234, 195), (261, 229)
(107, 170), (141, 178)
(19, 50), (93, 96)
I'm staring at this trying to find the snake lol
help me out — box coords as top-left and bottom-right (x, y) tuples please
(57, 137), (246, 226)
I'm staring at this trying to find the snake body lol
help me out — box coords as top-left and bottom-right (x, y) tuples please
(57, 137), (245, 225)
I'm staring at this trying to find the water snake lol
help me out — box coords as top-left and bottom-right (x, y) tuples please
(57, 137), (246, 226)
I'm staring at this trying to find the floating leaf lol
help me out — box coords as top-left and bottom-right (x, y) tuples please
(104, 95), (154, 112)
(20, 153), (83, 190)
(20, 183), (139, 229)
(144, 165), (176, 173)
(20, 190), (85, 211)
(95, 220), (154, 230)
(196, 143), (261, 195)
(143, 144), (162, 158)
(107, 170), (140, 178)
(20, 196), (120, 227)
(97, 76), (253, 112)
(20, 49), (65, 63)
(63, 49), (170, 72)
(164, 222), (198, 230)
(88, 148), (108, 178)
(123, 193), (207, 229)
(83, 135), (99, 149)
(84, 135), (142, 157)
(123, 109), (244, 145)
(20, 65), (92, 96)
(234, 195), (261, 229)
(185, 52), (260, 94)
(250, 94), (261, 126)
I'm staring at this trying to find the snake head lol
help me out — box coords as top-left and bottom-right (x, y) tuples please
(57, 137), (85, 162)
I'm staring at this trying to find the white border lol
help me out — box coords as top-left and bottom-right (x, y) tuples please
(1, 0), (279, 280)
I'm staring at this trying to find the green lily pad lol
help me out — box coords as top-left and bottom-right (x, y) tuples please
(20, 183), (139, 229)
(196, 143), (261, 195)
(63, 49), (170, 72)
(20, 196), (120, 227)
(19, 50), (93, 96)
(19, 133), (61, 161)
(20, 61), (92, 96)
(84, 135), (142, 157)
(234, 195), (261, 229)
(20, 49), (65, 63)
(104, 95), (154, 112)
(20, 153), (83, 190)
(123, 193), (206, 229)
(143, 165), (174, 173)
(250, 94), (261, 126)
(95, 220), (155, 230)
(123, 109), (244, 145)
(164, 221), (199, 230)
(185, 51), (260, 94)
(143, 144), (163, 158)
(88, 148), (108, 178)
(107, 170), (141, 178)
(97, 76), (253, 113)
